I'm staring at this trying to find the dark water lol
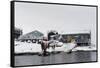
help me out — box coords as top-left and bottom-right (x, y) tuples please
(15, 51), (97, 66)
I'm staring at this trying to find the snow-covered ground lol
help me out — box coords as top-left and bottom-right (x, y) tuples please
(15, 41), (96, 54)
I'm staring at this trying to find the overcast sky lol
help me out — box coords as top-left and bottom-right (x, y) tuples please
(15, 2), (96, 45)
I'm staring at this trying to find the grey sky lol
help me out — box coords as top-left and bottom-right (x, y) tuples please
(15, 2), (96, 45)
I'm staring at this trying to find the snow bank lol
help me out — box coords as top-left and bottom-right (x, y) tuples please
(14, 41), (96, 53)
(15, 41), (42, 53)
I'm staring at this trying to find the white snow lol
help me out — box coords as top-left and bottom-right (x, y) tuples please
(15, 41), (96, 53)
(15, 41), (42, 53)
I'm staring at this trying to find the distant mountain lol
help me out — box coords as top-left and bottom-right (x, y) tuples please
(18, 30), (44, 40)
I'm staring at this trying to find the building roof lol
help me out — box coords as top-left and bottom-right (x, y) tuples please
(60, 30), (91, 35)
(18, 30), (44, 40)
